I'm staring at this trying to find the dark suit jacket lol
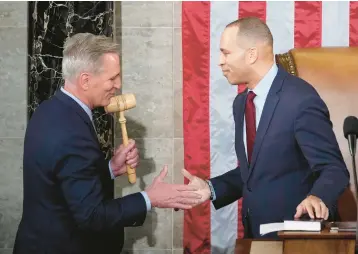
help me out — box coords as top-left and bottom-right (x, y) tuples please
(14, 89), (147, 254)
(210, 67), (350, 238)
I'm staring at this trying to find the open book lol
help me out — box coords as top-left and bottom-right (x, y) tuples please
(260, 218), (324, 236)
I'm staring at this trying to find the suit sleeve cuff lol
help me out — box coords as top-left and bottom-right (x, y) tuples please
(108, 160), (115, 179)
(206, 180), (216, 201)
(140, 191), (152, 211)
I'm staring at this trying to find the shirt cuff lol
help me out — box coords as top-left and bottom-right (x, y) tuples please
(108, 160), (115, 179)
(207, 180), (217, 201)
(140, 191), (152, 211)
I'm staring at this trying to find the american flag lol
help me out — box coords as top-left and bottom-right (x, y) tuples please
(182, 1), (358, 253)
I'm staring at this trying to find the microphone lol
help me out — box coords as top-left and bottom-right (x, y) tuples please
(343, 116), (358, 253)
(343, 116), (358, 157)
(343, 116), (358, 201)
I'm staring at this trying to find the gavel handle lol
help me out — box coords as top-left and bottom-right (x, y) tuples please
(119, 111), (136, 184)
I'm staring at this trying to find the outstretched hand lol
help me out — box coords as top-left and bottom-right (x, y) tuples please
(145, 166), (203, 210)
(181, 169), (211, 204)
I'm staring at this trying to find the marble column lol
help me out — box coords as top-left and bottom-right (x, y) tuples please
(0, 2), (28, 252)
(114, 2), (184, 253)
(28, 1), (115, 159)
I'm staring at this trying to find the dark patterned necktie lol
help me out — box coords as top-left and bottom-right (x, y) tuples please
(245, 91), (256, 164)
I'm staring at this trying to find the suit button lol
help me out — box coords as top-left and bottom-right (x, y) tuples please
(247, 187), (252, 192)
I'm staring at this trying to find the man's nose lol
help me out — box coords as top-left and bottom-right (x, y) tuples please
(114, 80), (121, 89)
(218, 53), (225, 66)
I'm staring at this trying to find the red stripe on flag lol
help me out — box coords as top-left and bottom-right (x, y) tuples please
(238, 1), (266, 21)
(182, 2), (211, 253)
(236, 0), (267, 239)
(350, 1), (358, 46)
(294, 1), (322, 48)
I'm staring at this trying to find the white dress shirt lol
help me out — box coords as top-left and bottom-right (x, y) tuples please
(243, 63), (278, 159)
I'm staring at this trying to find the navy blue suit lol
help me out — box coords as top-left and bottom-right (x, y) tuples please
(14, 89), (147, 254)
(210, 67), (350, 238)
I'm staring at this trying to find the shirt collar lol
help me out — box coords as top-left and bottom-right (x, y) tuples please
(250, 63), (278, 98)
(60, 87), (93, 122)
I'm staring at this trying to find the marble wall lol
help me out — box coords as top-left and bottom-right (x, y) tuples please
(0, 2), (27, 253)
(0, 1), (184, 253)
(114, 1), (184, 253)
(0, 1), (117, 253)
(28, 1), (115, 160)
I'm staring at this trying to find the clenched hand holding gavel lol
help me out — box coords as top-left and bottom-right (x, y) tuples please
(105, 93), (137, 184)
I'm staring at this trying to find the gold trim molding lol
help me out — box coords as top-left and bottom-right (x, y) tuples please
(275, 51), (298, 76)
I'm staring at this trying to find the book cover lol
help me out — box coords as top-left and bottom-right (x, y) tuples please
(260, 218), (324, 235)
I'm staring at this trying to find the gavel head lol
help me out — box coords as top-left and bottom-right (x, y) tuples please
(104, 93), (136, 113)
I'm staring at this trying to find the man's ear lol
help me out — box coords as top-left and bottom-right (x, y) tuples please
(78, 72), (90, 91)
(246, 47), (258, 65)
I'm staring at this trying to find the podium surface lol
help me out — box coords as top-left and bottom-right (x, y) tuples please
(278, 227), (355, 254)
(235, 225), (355, 254)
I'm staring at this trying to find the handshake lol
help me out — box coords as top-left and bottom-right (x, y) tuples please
(111, 139), (212, 210)
(144, 166), (211, 210)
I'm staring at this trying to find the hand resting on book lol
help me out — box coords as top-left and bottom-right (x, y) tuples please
(260, 195), (329, 236)
(294, 195), (329, 220)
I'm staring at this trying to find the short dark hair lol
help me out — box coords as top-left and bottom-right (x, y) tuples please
(226, 17), (273, 46)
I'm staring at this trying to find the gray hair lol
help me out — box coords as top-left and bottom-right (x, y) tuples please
(62, 33), (120, 81)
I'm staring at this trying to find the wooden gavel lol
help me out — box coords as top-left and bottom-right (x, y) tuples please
(104, 93), (137, 184)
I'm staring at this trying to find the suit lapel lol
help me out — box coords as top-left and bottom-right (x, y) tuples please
(54, 89), (100, 145)
(235, 91), (250, 182)
(247, 67), (287, 177)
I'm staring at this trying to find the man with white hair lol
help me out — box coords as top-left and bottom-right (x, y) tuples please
(14, 33), (201, 254)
